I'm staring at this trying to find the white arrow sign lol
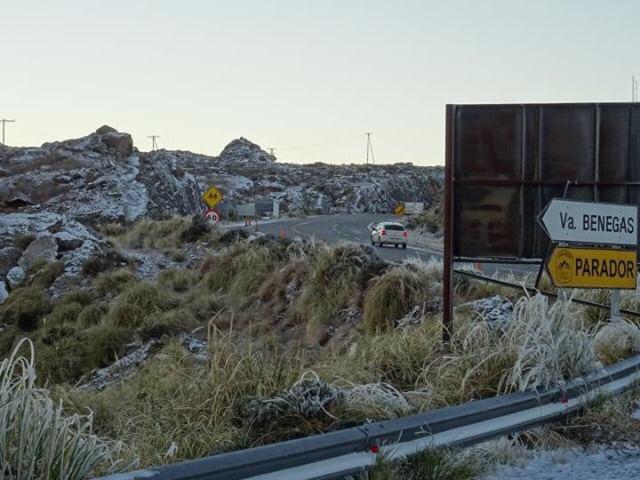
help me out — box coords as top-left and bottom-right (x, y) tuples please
(538, 199), (638, 246)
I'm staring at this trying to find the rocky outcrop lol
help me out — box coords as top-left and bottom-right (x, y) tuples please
(0, 212), (105, 290)
(18, 235), (58, 270)
(1, 128), (442, 220)
(0, 127), (200, 223)
(169, 139), (443, 215)
(217, 137), (276, 168)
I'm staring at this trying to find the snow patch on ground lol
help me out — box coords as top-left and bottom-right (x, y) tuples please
(481, 446), (640, 480)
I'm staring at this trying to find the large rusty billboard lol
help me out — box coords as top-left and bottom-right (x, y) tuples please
(447, 103), (640, 261)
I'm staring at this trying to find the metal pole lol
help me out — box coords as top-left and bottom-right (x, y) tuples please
(443, 106), (454, 349)
(365, 132), (371, 164)
(1, 119), (16, 145)
(610, 290), (621, 322)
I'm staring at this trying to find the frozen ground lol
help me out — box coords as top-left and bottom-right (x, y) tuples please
(481, 446), (640, 480)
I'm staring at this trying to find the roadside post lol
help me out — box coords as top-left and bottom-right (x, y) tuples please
(538, 199), (638, 321)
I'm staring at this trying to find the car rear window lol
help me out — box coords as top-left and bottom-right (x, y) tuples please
(384, 224), (405, 231)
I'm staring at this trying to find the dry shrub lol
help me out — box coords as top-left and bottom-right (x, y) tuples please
(0, 287), (51, 331)
(82, 249), (128, 277)
(158, 268), (199, 293)
(30, 261), (65, 288)
(93, 268), (136, 297)
(296, 242), (373, 327)
(108, 282), (175, 328)
(13, 233), (35, 251)
(362, 259), (440, 334)
(118, 217), (191, 249)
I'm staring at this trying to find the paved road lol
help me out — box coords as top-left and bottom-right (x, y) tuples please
(257, 214), (538, 276)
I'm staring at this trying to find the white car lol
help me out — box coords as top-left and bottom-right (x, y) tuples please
(370, 222), (408, 249)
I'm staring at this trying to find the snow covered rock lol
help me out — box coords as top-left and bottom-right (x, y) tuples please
(6, 266), (25, 289)
(0, 127), (201, 223)
(18, 235), (58, 270)
(470, 295), (514, 330)
(0, 212), (105, 281)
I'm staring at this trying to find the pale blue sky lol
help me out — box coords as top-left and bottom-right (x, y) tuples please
(1, 0), (638, 165)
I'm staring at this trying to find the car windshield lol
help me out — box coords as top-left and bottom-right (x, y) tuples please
(384, 224), (405, 231)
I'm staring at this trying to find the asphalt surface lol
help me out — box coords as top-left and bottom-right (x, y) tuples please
(257, 214), (539, 276)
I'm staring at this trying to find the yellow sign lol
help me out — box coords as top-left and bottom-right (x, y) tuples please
(202, 186), (223, 208)
(394, 204), (406, 216)
(546, 246), (637, 289)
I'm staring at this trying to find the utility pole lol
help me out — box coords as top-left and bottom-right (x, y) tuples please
(364, 132), (375, 165)
(268, 147), (275, 157)
(147, 135), (160, 151)
(1, 119), (15, 145)
(633, 76), (638, 103)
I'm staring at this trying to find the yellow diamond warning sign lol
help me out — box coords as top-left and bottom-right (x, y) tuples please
(202, 186), (223, 208)
(394, 204), (406, 216)
(546, 246), (637, 289)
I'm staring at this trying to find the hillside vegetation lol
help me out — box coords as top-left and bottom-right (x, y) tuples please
(2, 215), (640, 476)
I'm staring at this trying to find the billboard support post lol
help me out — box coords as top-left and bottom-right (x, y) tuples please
(443, 105), (455, 350)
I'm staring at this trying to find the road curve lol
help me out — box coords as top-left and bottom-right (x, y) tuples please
(256, 214), (537, 276)
(257, 214), (438, 263)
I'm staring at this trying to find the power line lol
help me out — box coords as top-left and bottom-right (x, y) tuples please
(364, 132), (375, 165)
(276, 137), (359, 151)
(147, 135), (160, 151)
(1, 119), (15, 145)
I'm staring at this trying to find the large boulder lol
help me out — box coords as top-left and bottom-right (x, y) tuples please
(18, 235), (58, 270)
(100, 130), (134, 158)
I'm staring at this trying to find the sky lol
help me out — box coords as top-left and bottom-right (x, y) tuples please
(1, 0), (639, 165)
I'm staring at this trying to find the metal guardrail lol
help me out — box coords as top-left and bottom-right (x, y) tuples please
(98, 354), (640, 480)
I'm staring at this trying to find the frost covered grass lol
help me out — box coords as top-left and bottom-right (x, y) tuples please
(0, 339), (135, 479)
(592, 319), (640, 365)
(3, 227), (640, 468)
(500, 294), (599, 392)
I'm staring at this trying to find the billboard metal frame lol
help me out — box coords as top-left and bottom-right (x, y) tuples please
(443, 103), (640, 346)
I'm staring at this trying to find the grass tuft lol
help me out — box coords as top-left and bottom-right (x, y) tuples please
(362, 259), (440, 334)
(0, 339), (136, 478)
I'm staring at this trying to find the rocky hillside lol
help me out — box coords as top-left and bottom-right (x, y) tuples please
(0, 127), (442, 302)
(164, 137), (443, 215)
(1, 127), (443, 221)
